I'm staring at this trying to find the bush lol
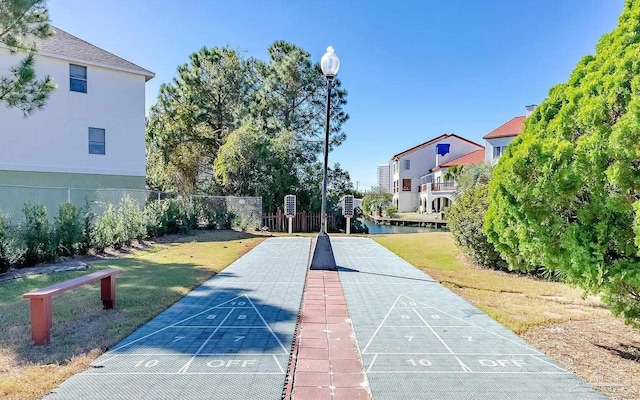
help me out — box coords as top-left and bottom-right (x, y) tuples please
(144, 200), (168, 237)
(0, 213), (22, 273)
(54, 203), (82, 257)
(384, 205), (397, 218)
(22, 203), (54, 266)
(93, 204), (125, 251)
(447, 184), (509, 271)
(79, 202), (95, 255)
(165, 198), (195, 234)
(119, 196), (146, 244)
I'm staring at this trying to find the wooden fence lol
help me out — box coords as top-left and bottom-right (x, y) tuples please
(262, 208), (336, 232)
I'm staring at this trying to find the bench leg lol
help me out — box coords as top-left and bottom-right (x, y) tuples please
(101, 275), (116, 309)
(29, 297), (52, 345)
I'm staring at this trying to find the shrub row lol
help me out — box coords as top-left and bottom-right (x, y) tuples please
(0, 196), (241, 273)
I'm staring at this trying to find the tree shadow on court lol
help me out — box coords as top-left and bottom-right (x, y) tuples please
(3, 262), (297, 369)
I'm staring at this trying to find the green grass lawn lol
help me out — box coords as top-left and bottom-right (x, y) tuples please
(0, 230), (266, 400)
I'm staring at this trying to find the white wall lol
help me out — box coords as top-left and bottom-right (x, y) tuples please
(484, 137), (516, 164)
(392, 135), (482, 212)
(0, 50), (147, 177)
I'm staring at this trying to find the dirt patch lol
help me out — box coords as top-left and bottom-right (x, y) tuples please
(543, 311), (563, 319)
(522, 317), (640, 400)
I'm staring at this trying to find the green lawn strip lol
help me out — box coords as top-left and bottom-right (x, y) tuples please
(373, 232), (609, 333)
(0, 230), (265, 399)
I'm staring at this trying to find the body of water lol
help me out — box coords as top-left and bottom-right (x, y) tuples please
(361, 219), (447, 235)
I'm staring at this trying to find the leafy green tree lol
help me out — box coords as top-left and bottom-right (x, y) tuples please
(486, 0), (640, 326)
(0, 0), (55, 115)
(146, 47), (251, 193)
(214, 125), (298, 212)
(361, 187), (392, 217)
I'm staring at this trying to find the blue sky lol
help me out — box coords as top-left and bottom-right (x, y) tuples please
(48, 0), (624, 190)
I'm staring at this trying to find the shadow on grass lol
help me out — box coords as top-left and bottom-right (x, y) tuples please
(4, 263), (297, 367)
(152, 229), (264, 245)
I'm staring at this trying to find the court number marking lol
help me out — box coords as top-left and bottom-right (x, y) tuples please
(234, 336), (245, 342)
(237, 315), (247, 320)
(207, 314), (217, 320)
(464, 336), (473, 342)
(407, 359), (432, 367)
(230, 301), (246, 306)
(401, 315), (410, 319)
(173, 336), (186, 343)
(404, 336), (414, 342)
(135, 359), (159, 368)
(400, 302), (417, 306)
(431, 314), (440, 319)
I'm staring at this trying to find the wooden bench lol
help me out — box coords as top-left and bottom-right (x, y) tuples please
(23, 268), (120, 345)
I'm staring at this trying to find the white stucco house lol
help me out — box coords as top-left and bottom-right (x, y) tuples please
(419, 148), (485, 214)
(0, 26), (154, 192)
(483, 105), (536, 164)
(390, 134), (483, 213)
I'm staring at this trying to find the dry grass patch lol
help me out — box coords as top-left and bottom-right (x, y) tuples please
(0, 230), (265, 400)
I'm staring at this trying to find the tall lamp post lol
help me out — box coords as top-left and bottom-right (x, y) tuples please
(310, 46), (340, 271)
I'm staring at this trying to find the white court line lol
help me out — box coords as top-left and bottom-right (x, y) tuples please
(361, 295), (402, 354)
(92, 354), (118, 365)
(366, 353), (379, 373)
(245, 296), (289, 354)
(366, 371), (572, 375)
(81, 372), (283, 376)
(403, 295), (541, 354)
(529, 355), (569, 371)
(168, 326), (272, 329)
(361, 352), (543, 356)
(380, 325), (467, 328)
(177, 309), (234, 374)
(98, 353), (285, 357)
(110, 295), (247, 352)
(272, 355), (285, 374)
(413, 308), (473, 373)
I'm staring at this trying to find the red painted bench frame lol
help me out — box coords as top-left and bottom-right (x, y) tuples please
(23, 268), (120, 345)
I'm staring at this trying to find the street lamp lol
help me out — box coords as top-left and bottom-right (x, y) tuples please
(310, 46), (340, 271)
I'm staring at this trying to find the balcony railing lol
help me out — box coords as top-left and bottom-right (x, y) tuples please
(431, 181), (456, 192)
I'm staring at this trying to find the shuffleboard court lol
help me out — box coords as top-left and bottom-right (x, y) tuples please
(331, 237), (608, 400)
(47, 237), (311, 400)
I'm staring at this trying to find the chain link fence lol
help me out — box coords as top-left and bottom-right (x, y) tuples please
(0, 184), (262, 230)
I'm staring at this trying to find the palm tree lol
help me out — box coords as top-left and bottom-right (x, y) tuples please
(455, 163), (493, 196)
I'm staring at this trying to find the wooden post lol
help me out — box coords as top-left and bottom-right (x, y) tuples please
(29, 296), (52, 345)
(101, 274), (116, 309)
(301, 211), (307, 232)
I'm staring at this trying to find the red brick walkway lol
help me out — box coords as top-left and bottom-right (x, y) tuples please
(286, 270), (371, 400)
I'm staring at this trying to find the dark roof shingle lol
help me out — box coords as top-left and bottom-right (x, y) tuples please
(32, 26), (154, 80)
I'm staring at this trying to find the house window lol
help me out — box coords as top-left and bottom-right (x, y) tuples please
(393, 181), (398, 193)
(70, 64), (87, 93)
(393, 161), (398, 173)
(493, 146), (507, 160)
(402, 179), (411, 191)
(89, 128), (105, 155)
(403, 159), (410, 170)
